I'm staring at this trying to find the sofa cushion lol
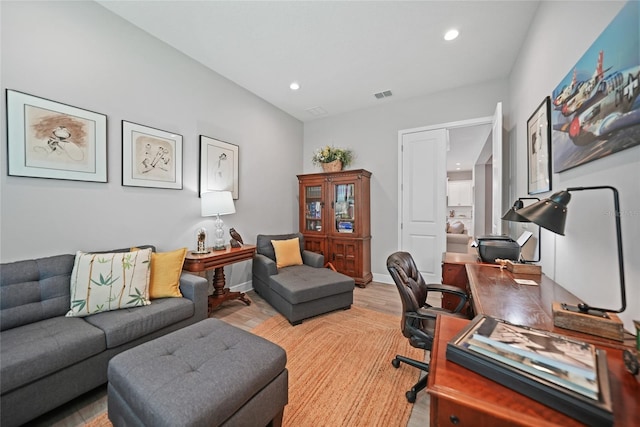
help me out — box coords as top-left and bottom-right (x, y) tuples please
(84, 297), (195, 348)
(268, 265), (354, 304)
(271, 237), (303, 268)
(66, 249), (152, 317)
(0, 316), (106, 394)
(0, 254), (75, 331)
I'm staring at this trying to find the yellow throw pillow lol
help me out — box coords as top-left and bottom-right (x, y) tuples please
(271, 238), (303, 268)
(133, 247), (187, 299)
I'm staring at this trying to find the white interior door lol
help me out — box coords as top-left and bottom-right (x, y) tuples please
(491, 102), (503, 235)
(400, 128), (447, 283)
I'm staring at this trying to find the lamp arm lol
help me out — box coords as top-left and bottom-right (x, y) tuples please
(567, 186), (626, 314)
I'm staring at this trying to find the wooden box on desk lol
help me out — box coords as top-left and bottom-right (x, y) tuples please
(552, 302), (624, 342)
(505, 260), (541, 275)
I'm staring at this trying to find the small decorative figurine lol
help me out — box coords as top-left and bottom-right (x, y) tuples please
(229, 228), (243, 248)
(194, 228), (210, 254)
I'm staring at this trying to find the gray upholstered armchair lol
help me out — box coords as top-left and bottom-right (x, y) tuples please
(252, 233), (355, 325)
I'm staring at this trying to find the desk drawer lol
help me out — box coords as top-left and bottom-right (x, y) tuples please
(433, 397), (530, 427)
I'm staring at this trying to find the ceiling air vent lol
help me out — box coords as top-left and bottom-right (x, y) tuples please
(374, 90), (393, 99)
(305, 106), (328, 116)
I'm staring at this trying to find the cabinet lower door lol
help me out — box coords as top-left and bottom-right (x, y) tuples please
(329, 238), (372, 287)
(303, 235), (326, 258)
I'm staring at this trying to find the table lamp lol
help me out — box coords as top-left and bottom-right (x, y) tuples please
(501, 197), (541, 262)
(515, 185), (625, 340)
(201, 191), (236, 251)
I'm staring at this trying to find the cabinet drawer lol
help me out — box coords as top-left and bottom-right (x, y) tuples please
(433, 397), (528, 427)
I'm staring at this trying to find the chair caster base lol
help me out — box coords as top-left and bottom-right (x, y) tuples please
(406, 390), (417, 403)
(392, 357), (400, 368)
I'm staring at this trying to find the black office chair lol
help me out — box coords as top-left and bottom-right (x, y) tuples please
(386, 251), (469, 403)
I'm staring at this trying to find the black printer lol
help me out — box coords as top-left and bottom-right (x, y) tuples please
(474, 235), (520, 263)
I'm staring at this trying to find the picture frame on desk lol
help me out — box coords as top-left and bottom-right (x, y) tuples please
(446, 315), (613, 427)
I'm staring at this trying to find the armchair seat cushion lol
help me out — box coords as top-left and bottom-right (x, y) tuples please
(269, 265), (354, 305)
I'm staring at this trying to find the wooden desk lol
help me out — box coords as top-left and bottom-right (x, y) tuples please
(465, 263), (632, 349)
(441, 253), (481, 314)
(428, 316), (639, 426)
(183, 244), (256, 313)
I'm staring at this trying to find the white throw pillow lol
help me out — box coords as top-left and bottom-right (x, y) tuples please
(66, 248), (152, 317)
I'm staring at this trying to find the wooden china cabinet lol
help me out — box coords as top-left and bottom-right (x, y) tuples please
(297, 169), (372, 287)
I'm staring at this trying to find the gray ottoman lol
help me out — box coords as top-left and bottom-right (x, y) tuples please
(107, 319), (288, 427)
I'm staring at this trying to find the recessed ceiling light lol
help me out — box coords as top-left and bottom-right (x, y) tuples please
(290, 82), (300, 91)
(456, 162), (461, 166)
(444, 29), (459, 41)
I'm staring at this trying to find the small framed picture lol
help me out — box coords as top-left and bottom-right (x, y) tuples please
(199, 135), (239, 199)
(6, 89), (107, 182)
(122, 121), (183, 189)
(527, 97), (552, 195)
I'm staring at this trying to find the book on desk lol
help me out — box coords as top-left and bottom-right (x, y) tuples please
(447, 314), (613, 427)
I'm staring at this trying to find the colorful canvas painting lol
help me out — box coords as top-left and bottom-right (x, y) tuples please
(551, 1), (640, 172)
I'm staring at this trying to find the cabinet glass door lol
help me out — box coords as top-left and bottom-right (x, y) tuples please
(304, 185), (323, 232)
(334, 183), (355, 234)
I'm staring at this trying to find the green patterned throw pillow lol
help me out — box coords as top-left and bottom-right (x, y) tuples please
(66, 248), (152, 317)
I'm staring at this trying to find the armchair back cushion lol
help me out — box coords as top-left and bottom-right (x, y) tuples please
(256, 233), (305, 263)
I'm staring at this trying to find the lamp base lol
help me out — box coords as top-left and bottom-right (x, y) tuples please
(552, 302), (624, 341)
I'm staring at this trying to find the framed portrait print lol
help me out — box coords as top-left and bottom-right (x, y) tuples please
(199, 135), (239, 199)
(6, 89), (107, 182)
(527, 97), (552, 195)
(122, 121), (183, 189)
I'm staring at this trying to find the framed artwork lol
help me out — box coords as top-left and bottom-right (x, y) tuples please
(6, 89), (107, 182)
(199, 135), (239, 199)
(551, 1), (640, 172)
(527, 96), (552, 194)
(122, 121), (183, 189)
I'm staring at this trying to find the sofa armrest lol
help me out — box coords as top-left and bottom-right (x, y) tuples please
(179, 272), (209, 319)
(253, 253), (278, 276)
(302, 250), (324, 268)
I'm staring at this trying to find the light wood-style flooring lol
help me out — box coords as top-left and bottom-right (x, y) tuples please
(27, 282), (432, 427)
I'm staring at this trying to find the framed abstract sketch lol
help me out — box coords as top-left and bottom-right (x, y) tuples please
(6, 89), (107, 182)
(199, 135), (239, 199)
(527, 97), (552, 195)
(550, 1), (640, 172)
(121, 121), (183, 189)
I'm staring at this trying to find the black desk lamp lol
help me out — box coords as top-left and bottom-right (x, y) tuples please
(501, 197), (540, 262)
(516, 186), (625, 340)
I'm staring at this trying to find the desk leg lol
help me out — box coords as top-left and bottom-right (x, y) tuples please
(208, 266), (252, 313)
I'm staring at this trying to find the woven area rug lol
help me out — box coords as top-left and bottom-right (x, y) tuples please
(251, 306), (423, 426)
(86, 306), (422, 426)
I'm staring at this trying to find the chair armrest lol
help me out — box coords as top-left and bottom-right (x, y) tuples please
(302, 250), (324, 268)
(425, 283), (469, 314)
(179, 272), (209, 319)
(407, 309), (439, 321)
(253, 253), (278, 276)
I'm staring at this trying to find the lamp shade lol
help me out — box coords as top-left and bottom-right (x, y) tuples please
(201, 191), (236, 217)
(516, 191), (571, 235)
(501, 200), (528, 222)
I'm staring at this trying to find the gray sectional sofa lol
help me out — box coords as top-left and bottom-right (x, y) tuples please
(252, 233), (355, 325)
(0, 248), (209, 427)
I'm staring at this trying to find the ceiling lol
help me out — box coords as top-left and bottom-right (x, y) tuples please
(97, 0), (539, 171)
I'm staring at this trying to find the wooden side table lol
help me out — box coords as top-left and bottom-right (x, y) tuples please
(183, 244), (256, 313)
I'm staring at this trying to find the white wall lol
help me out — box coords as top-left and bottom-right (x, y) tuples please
(304, 79), (508, 283)
(508, 0), (639, 331)
(0, 1), (303, 287)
